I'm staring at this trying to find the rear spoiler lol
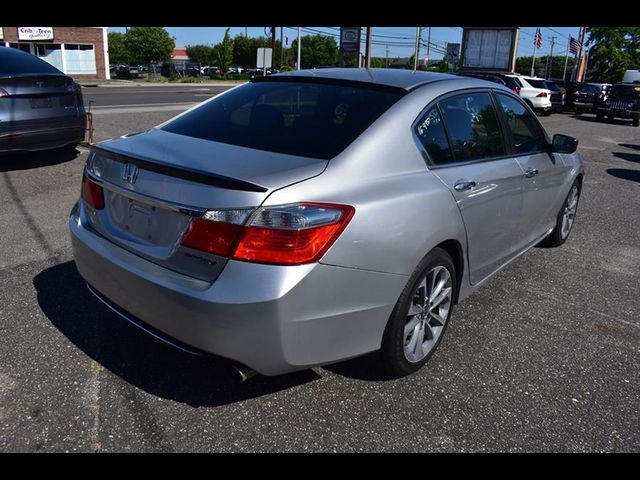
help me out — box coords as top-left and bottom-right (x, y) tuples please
(86, 143), (268, 193)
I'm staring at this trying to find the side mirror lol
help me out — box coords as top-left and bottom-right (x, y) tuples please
(552, 134), (578, 154)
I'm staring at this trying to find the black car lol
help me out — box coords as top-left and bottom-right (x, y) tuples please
(0, 46), (86, 153)
(457, 72), (522, 95)
(596, 83), (640, 127)
(560, 81), (598, 114)
(543, 81), (565, 112)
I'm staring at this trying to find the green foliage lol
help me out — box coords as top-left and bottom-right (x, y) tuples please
(586, 27), (640, 82)
(291, 34), (338, 69)
(124, 27), (175, 65)
(515, 55), (576, 79)
(232, 35), (284, 69)
(186, 44), (214, 65)
(280, 65), (293, 72)
(178, 76), (198, 83)
(214, 28), (234, 73)
(107, 32), (129, 64)
(437, 59), (449, 73)
(369, 57), (386, 68)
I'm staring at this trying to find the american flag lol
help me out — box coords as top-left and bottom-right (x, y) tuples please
(533, 27), (543, 48)
(569, 36), (581, 54)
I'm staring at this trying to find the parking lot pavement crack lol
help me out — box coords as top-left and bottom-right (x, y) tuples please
(1, 172), (61, 266)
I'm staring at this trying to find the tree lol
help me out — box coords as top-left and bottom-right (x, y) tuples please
(186, 44), (214, 65)
(107, 32), (129, 65)
(232, 35), (283, 69)
(124, 27), (175, 69)
(214, 28), (234, 73)
(585, 27), (640, 83)
(291, 34), (338, 69)
(370, 57), (386, 68)
(515, 55), (575, 79)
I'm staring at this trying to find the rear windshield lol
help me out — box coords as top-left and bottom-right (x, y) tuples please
(610, 85), (640, 99)
(161, 80), (405, 159)
(525, 78), (547, 89)
(0, 47), (62, 75)
(544, 81), (560, 92)
(577, 84), (596, 93)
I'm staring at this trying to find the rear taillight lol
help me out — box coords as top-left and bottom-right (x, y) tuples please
(0, 88), (9, 97)
(514, 86), (521, 95)
(536, 91), (548, 97)
(180, 203), (355, 265)
(81, 173), (105, 209)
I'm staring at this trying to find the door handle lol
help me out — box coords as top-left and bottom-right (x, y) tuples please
(454, 181), (477, 192)
(525, 168), (539, 178)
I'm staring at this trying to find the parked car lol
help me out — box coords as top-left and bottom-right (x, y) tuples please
(0, 46), (86, 153)
(560, 82), (598, 114)
(456, 72), (522, 96)
(70, 69), (584, 378)
(544, 80), (566, 112)
(503, 74), (552, 115)
(595, 82), (640, 126)
(622, 70), (640, 84)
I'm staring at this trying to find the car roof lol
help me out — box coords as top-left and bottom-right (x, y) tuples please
(267, 68), (466, 91)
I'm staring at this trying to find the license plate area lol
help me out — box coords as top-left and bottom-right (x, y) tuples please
(30, 97), (53, 109)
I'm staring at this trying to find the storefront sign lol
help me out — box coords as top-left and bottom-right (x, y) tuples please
(17, 27), (54, 41)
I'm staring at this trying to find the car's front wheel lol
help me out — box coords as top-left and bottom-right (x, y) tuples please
(539, 180), (581, 247)
(633, 116), (639, 127)
(380, 248), (456, 378)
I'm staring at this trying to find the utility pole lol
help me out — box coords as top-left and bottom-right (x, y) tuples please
(546, 36), (556, 78)
(245, 27), (248, 37)
(297, 27), (302, 70)
(385, 44), (389, 68)
(413, 26), (421, 71)
(426, 27), (431, 66)
(365, 27), (372, 68)
(280, 27), (284, 69)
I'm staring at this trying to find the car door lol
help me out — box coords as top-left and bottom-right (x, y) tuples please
(414, 91), (526, 285)
(494, 92), (568, 243)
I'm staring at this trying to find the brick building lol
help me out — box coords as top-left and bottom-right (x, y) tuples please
(0, 27), (110, 80)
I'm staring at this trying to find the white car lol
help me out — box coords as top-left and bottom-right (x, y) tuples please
(504, 74), (552, 115)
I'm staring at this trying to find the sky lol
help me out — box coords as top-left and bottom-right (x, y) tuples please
(108, 26), (585, 60)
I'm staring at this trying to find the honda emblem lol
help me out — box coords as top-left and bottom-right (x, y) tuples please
(122, 163), (139, 185)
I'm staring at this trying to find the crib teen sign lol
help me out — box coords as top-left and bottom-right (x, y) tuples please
(17, 27), (54, 41)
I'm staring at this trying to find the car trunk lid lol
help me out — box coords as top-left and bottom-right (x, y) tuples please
(82, 128), (328, 282)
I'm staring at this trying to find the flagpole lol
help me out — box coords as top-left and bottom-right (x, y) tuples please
(583, 50), (590, 80)
(562, 38), (570, 81)
(531, 45), (537, 77)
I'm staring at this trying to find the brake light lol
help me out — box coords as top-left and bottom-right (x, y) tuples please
(81, 173), (105, 209)
(536, 91), (548, 97)
(0, 88), (9, 97)
(180, 203), (355, 265)
(514, 86), (521, 95)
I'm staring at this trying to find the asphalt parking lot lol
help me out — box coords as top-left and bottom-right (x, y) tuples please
(1, 88), (639, 452)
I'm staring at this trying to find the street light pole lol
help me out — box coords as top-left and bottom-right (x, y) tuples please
(414, 26), (421, 71)
(297, 27), (302, 70)
(365, 27), (372, 68)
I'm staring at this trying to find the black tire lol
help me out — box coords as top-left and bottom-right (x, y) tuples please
(539, 180), (581, 248)
(596, 112), (605, 121)
(633, 117), (639, 127)
(541, 110), (552, 116)
(380, 248), (457, 378)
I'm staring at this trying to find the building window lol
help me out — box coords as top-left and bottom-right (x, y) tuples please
(34, 43), (63, 71)
(9, 42), (32, 53)
(64, 43), (96, 74)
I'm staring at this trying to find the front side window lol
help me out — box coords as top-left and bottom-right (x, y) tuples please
(414, 107), (453, 165)
(439, 92), (506, 162)
(496, 93), (548, 155)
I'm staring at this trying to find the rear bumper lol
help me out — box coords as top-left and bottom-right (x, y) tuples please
(0, 119), (86, 152)
(69, 202), (406, 375)
(597, 107), (639, 119)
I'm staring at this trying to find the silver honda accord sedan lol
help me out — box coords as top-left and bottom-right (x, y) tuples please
(69, 69), (584, 377)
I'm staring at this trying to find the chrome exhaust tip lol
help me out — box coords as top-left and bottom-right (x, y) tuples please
(231, 363), (257, 383)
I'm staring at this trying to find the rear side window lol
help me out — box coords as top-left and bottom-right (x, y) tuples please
(496, 93), (548, 155)
(439, 92), (506, 162)
(525, 78), (547, 89)
(161, 80), (404, 159)
(0, 47), (62, 74)
(414, 107), (453, 165)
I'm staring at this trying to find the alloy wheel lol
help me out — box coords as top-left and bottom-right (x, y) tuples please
(561, 185), (579, 240)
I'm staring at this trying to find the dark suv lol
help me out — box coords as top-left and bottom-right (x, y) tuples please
(596, 83), (640, 127)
